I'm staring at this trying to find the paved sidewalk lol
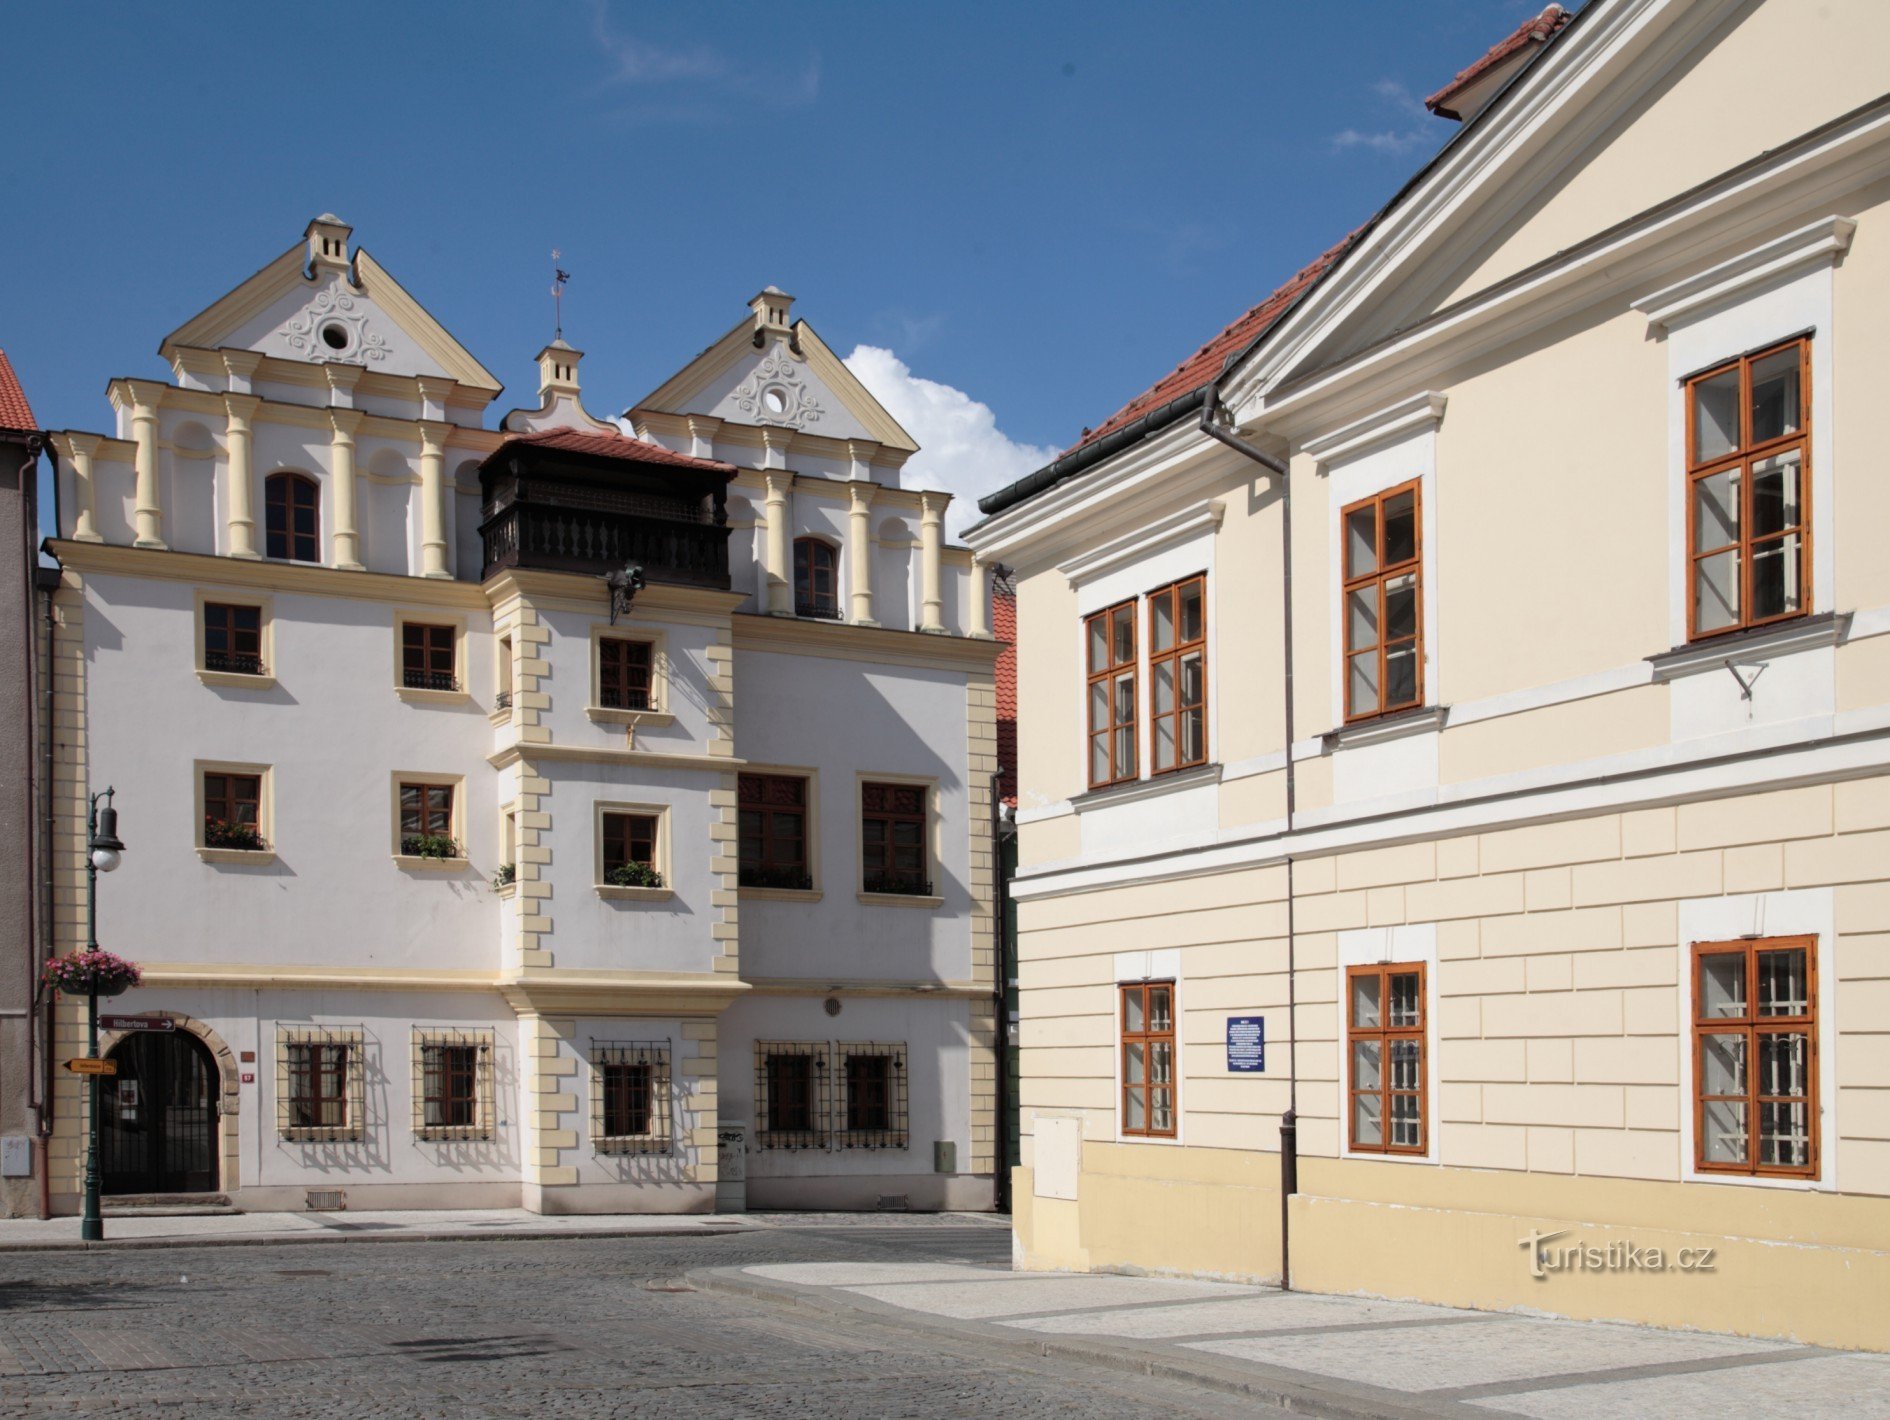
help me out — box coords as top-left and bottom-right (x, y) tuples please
(0, 1207), (752, 1251)
(693, 1260), (1890, 1418)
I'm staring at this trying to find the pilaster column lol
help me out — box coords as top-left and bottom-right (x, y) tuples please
(418, 421), (450, 579)
(329, 410), (365, 570)
(764, 472), (792, 615)
(919, 492), (945, 634)
(64, 435), (102, 543)
(968, 557), (992, 639)
(848, 483), (877, 626)
(126, 382), (165, 549)
(222, 394), (260, 559)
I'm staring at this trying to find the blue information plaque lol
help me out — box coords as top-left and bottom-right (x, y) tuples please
(1226, 1015), (1266, 1073)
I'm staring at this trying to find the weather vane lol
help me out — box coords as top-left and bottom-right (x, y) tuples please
(551, 250), (571, 340)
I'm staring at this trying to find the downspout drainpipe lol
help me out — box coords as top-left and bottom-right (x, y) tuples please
(990, 769), (1009, 1212)
(1197, 377), (1300, 1290)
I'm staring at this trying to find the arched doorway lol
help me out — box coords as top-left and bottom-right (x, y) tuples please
(101, 1031), (220, 1195)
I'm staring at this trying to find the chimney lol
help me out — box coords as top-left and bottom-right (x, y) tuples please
(535, 339), (582, 401)
(306, 213), (352, 272)
(749, 285), (794, 337)
(1425, 5), (1571, 125)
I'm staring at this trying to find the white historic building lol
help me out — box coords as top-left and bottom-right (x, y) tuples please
(43, 216), (1002, 1213)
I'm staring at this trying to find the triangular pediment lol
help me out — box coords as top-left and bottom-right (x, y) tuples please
(632, 317), (917, 452)
(1242, 0), (1886, 398)
(159, 242), (501, 393)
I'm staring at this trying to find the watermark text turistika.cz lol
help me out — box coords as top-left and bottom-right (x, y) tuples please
(1519, 1229), (1717, 1280)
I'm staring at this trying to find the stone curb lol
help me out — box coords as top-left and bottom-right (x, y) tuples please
(689, 1265), (1480, 1420)
(0, 1221), (757, 1254)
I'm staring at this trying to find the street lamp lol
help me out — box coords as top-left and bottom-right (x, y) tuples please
(79, 787), (125, 1244)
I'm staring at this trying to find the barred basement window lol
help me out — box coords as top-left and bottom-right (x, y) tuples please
(590, 1040), (672, 1155)
(755, 1041), (830, 1150)
(277, 1027), (365, 1143)
(412, 1028), (494, 1142)
(836, 1043), (908, 1150)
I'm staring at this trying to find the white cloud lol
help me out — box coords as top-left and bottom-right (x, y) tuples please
(1329, 79), (1435, 157)
(843, 345), (1058, 539)
(587, 0), (819, 110)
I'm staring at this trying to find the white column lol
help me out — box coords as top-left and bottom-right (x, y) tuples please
(848, 483), (877, 626)
(968, 557), (992, 639)
(919, 492), (945, 633)
(127, 382), (165, 549)
(419, 421), (450, 579)
(764, 472), (792, 615)
(65, 435), (102, 542)
(329, 411), (364, 570)
(222, 395), (260, 559)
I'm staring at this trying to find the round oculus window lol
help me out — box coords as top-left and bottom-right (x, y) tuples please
(761, 385), (790, 415)
(319, 322), (351, 351)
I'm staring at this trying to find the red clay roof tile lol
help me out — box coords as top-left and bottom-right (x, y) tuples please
(1424, 4), (1571, 118)
(500, 425), (734, 473)
(0, 351), (38, 433)
(1059, 235), (1357, 461)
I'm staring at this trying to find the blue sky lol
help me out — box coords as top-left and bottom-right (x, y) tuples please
(3, 0), (1552, 524)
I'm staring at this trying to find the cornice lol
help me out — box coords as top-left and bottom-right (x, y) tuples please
(730, 611), (1001, 670)
(498, 971), (750, 1016)
(1055, 499), (1225, 588)
(1301, 392), (1448, 466)
(50, 539), (489, 608)
(740, 977), (990, 999)
(138, 962), (500, 992)
(484, 568), (746, 621)
(488, 743), (742, 774)
(96, 379), (504, 450)
(1631, 214), (1857, 329)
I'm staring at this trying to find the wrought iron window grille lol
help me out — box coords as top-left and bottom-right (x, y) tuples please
(402, 669), (460, 693)
(589, 1040), (673, 1155)
(739, 864), (814, 891)
(836, 1043), (910, 1150)
(494, 690), (512, 711)
(754, 1042), (831, 1150)
(412, 1028), (495, 1142)
(205, 650), (266, 676)
(276, 1026), (366, 1143)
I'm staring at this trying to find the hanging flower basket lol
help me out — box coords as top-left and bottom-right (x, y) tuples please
(41, 950), (142, 998)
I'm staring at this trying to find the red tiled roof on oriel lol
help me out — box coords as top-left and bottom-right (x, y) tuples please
(0, 350), (38, 433)
(499, 425), (734, 473)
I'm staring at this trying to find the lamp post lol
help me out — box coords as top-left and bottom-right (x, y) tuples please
(80, 787), (125, 1243)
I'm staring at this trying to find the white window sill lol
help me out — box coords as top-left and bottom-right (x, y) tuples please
(396, 686), (471, 706)
(1322, 704), (1450, 750)
(1647, 611), (1849, 682)
(394, 855), (468, 872)
(739, 886), (824, 903)
(597, 884), (675, 901)
(586, 706), (675, 728)
(857, 891), (945, 910)
(1071, 762), (1222, 813)
(196, 847), (276, 865)
(196, 669), (277, 691)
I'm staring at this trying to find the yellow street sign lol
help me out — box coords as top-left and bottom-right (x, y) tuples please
(64, 1058), (117, 1076)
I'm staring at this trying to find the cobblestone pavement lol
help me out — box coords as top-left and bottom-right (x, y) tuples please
(0, 1217), (1245, 1418)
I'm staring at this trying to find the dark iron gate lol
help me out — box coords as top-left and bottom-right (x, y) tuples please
(101, 1032), (218, 1194)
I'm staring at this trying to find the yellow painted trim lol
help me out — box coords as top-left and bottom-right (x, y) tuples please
(737, 761), (823, 893)
(53, 540), (488, 610)
(352, 248), (504, 392)
(136, 962), (501, 991)
(593, 798), (673, 890)
(740, 977), (989, 999)
(854, 767), (941, 896)
(490, 743), (739, 774)
(390, 769), (467, 860)
(193, 758), (274, 854)
(796, 321), (919, 452)
(196, 847), (277, 866)
(158, 242), (309, 360)
(589, 622), (670, 714)
(391, 605), (471, 699)
(498, 971), (750, 1016)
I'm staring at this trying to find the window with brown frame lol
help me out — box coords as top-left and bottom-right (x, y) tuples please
(1341, 483), (1423, 722)
(203, 602), (264, 675)
(794, 538), (840, 618)
(402, 622), (457, 692)
(861, 781), (928, 896)
(1693, 936), (1817, 1178)
(738, 773), (811, 890)
(1148, 575), (1207, 774)
(1085, 600), (1137, 788)
(591, 1040), (672, 1154)
(287, 1042), (350, 1132)
(837, 1043), (909, 1150)
(601, 811), (661, 888)
(423, 1046), (478, 1129)
(1686, 338), (1811, 640)
(264, 471), (320, 563)
(598, 637), (653, 710)
(202, 770), (264, 850)
(1347, 963), (1426, 1154)
(1119, 981), (1176, 1138)
(755, 1041), (829, 1149)
(398, 782), (458, 857)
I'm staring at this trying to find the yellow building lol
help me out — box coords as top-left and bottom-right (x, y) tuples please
(964, 0), (1890, 1352)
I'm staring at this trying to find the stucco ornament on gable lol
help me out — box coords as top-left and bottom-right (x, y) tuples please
(733, 350), (823, 430)
(278, 287), (390, 366)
